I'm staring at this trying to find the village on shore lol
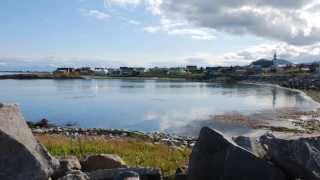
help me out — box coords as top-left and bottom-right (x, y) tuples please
(52, 53), (320, 80)
(3, 53), (320, 94)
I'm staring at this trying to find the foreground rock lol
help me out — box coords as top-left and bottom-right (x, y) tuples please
(116, 171), (140, 180)
(88, 168), (162, 180)
(82, 154), (127, 172)
(188, 127), (286, 180)
(0, 104), (59, 180)
(58, 170), (90, 180)
(175, 166), (188, 180)
(233, 135), (267, 158)
(54, 156), (82, 178)
(260, 133), (320, 180)
(57, 168), (162, 180)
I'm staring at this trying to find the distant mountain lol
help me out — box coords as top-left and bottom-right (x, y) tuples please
(250, 59), (273, 68)
(274, 59), (293, 66)
(250, 58), (292, 68)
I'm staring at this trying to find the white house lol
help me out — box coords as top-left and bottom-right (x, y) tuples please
(94, 68), (108, 76)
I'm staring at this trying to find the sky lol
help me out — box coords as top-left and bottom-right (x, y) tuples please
(1, 0), (320, 71)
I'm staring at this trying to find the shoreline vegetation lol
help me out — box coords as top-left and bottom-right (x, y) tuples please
(36, 134), (191, 177)
(28, 119), (195, 177)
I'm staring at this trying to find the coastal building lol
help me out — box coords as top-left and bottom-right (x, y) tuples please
(120, 67), (135, 76)
(298, 64), (312, 72)
(186, 65), (197, 73)
(272, 52), (292, 71)
(312, 63), (320, 74)
(146, 67), (169, 76)
(235, 68), (247, 75)
(108, 68), (121, 76)
(94, 68), (108, 76)
(205, 67), (219, 78)
(133, 67), (146, 75)
(76, 67), (95, 75)
(54, 68), (75, 74)
(168, 67), (187, 75)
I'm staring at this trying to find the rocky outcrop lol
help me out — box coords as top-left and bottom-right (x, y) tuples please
(188, 127), (286, 180)
(233, 135), (266, 158)
(54, 156), (82, 178)
(82, 154), (127, 172)
(88, 168), (162, 180)
(260, 133), (320, 180)
(116, 171), (140, 180)
(57, 170), (90, 180)
(60, 156), (82, 171)
(0, 104), (59, 180)
(175, 166), (188, 180)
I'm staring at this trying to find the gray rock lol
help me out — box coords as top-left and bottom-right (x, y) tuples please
(233, 135), (267, 158)
(175, 166), (188, 180)
(60, 156), (82, 171)
(116, 171), (140, 180)
(57, 170), (90, 180)
(0, 104), (59, 180)
(82, 154), (127, 172)
(188, 127), (286, 180)
(54, 156), (82, 178)
(260, 133), (320, 180)
(88, 168), (162, 180)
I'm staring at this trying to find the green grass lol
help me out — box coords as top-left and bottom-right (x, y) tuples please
(36, 135), (191, 176)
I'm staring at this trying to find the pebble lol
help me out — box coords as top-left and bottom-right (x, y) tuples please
(31, 126), (197, 147)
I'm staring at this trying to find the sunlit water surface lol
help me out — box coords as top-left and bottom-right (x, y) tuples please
(0, 79), (318, 134)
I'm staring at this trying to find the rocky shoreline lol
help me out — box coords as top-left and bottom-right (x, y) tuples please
(32, 126), (197, 148)
(28, 119), (197, 148)
(3, 104), (320, 180)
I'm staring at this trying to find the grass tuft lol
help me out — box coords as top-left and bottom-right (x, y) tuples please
(36, 134), (191, 176)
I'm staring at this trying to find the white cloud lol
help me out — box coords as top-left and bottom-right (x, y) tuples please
(143, 18), (216, 40)
(143, 26), (161, 33)
(148, 42), (320, 67)
(79, 9), (110, 20)
(128, 20), (140, 25)
(118, 16), (141, 25)
(105, 0), (141, 6)
(147, 0), (320, 45)
(112, 0), (320, 45)
(204, 42), (320, 66)
(2, 42), (320, 70)
(0, 55), (126, 71)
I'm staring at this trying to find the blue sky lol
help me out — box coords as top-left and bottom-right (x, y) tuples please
(1, 0), (320, 70)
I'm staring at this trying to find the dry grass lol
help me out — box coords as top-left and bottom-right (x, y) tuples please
(36, 134), (191, 176)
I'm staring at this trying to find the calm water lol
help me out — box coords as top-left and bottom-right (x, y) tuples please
(0, 79), (318, 132)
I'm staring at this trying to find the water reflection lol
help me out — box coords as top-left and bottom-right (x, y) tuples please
(0, 79), (318, 134)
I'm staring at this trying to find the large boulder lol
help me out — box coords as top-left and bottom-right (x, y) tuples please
(82, 154), (127, 172)
(260, 133), (320, 180)
(188, 127), (286, 180)
(0, 104), (59, 180)
(233, 135), (267, 158)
